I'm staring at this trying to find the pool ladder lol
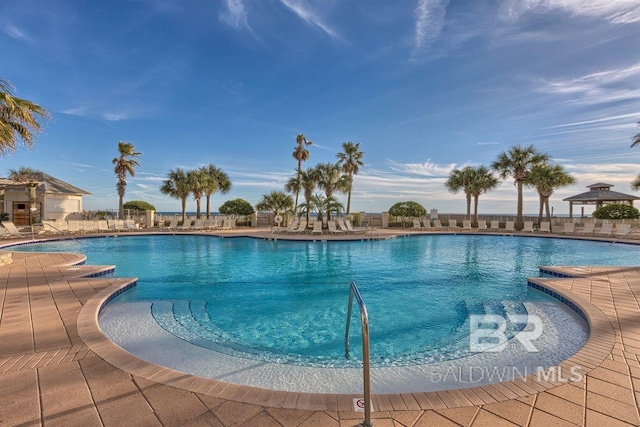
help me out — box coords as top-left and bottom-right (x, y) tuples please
(345, 282), (373, 427)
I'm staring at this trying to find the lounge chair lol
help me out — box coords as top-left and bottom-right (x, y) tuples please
(1, 221), (24, 236)
(562, 222), (575, 234)
(422, 219), (432, 229)
(97, 220), (110, 232)
(67, 220), (81, 233)
(580, 222), (595, 234)
(327, 221), (344, 234)
(82, 220), (95, 233)
(539, 221), (550, 233)
(336, 219), (350, 233)
(448, 219), (460, 230)
(504, 221), (515, 232)
(432, 219), (444, 229)
(522, 221), (534, 232)
(462, 220), (472, 230)
(274, 220), (298, 234)
(598, 222), (613, 235)
(345, 220), (367, 233)
(615, 223), (631, 236)
(412, 218), (423, 230)
(165, 218), (179, 231)
(291, 221), (307, 233)
(311, 220), (323, 235)
(476, 220), (488, 230)
(489, 220), (500, 231)
(190, 218), (205, 231)
(125, 219), (138, 231)
(179, 219), (193, 230)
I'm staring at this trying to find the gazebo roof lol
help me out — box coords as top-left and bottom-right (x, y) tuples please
(0, 172), (91, 195)
(563, 183), (639, 203)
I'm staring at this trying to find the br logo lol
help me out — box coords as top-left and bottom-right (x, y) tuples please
(469, 314), (543, 352)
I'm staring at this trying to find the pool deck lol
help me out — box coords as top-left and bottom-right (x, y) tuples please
(1, 228), (640, 426)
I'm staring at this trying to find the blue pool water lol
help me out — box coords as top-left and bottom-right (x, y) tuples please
(12, 234), (639, 369)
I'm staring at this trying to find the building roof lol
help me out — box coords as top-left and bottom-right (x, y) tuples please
(0, 172), (91, 195)
(563, 183), (639, 203)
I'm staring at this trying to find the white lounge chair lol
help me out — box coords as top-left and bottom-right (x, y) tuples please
(504, 221), (515, 232)
(462, 220), (472, 230)
(615, 223), (631, 236)
(311, 220), (323, 235)
(67, 220), (81, 233)
(562, 222), (575, 233)
(522, 221), (534, 232)
(412, 218), (423, 230)
(165, 218), (179, 231)
(125, 219), (138, 231)
(1, 221), (24, 236)
(190, 218), (205, 231)
(97, 220), (110, 232)
(476, 220), (488, 230)
(327, 221), (343, 234)
(82, 220), (95, 233)
(489, 220), (500, 231)
(432, 219), (444, 229)
(291, 221), (307, 233)
(581, 222), (595, 234)
(179, 219), (193, 230)
(539, 221), (550, 233)
(448, 219), (460, 230)
(598, 222), (613, 235)
(345, 220), (367, 233)
(422, 219), (432, 229)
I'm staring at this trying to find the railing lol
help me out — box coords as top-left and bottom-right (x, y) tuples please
(610, 226), (640, 245)
(345, 282), (373, 427)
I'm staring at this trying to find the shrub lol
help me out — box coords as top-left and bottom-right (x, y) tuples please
(592, 203), (640, 220)
(389, 201), (427, 228)
(123, 200), (156, 211)
(219, 198), (255, 219)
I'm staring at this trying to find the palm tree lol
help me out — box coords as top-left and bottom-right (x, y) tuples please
(631, 121), (640, 147)
(255, 190), (294, 225)
(632, 175), (640, 191)
(187, 169), (206, 219)
(284, 173), (301, 203)
(315, 162), (348, 221)
(469, 166), (499, 227)
(445, 166), (474, 220)
(298, 193), (344, 223)
(491, 144), (549, 230)
(202, 164), (231, 219)
(526, 164), (575, 228)
(336, 141), (364, 215)
(0, 79), (50, 156)
(160, 168), (191, 223)
(292, 134), (313, 212)
(112, 141), (141, 219)
(298, 168), (318, 224)
(8, 167), (42, 224)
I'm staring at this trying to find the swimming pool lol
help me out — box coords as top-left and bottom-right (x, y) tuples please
(11, 234), (639, 392)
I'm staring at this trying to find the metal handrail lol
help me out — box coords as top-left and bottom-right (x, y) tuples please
(345, 282), (373, 427)
(609, 226), (640, 245)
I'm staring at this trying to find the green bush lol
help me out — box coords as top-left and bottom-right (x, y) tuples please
(219, 198), (255, 218)
(389, 201), (427, 228)
(123, 200), (156, 211)
(592, 203), (640, 220)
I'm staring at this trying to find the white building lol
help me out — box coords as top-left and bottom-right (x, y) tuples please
(0, 172), (91, 225)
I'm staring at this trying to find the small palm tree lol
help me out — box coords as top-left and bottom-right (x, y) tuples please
(160, 168), (190, 223)
(298, 168), (318, 224)
(292, 134), (312, 212)
(0, 79), (50, 156)
(202, 164), (231, 219)
(526, 164), (575, 228)
(255, 191), (294, 225)
(491, 144), (549, 230)
(112, 141), (141, 219)
(445, 166), (474, 220)
(8, 167), (42, 224)
(336, 141), (364, 215)
(298, 193), (344, 223)
(469, 166), (499, 226)
(315, 162), (349, 221)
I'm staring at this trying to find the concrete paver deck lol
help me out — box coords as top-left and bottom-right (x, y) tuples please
(1, 229), (640, 426)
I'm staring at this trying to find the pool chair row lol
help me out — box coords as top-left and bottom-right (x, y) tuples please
(412, 218), (517, 232)
(41, 219), (140, 234)
(271, 219), (370, 235)
(164, 217), (235, 231)
(0, 221), (31, 238)
(537, 221), (636, 237)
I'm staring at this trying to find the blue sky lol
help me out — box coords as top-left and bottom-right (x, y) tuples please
(1, 0), (639, 215)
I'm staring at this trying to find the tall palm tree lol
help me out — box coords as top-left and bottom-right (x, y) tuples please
(8, 167), (42, 224)
(112, 141), (141, 219)
(298, 168), (318, 224)
(284, 173), (301, 204)
(491, 144), (549, 230)
(469, 166), (499, 226)
(315, 162), (348, 221)
(0, 79), (50, 156)
(526, 163), (575, 227)
(202, 164), (231, 219)
(160, 168), (191, 223)
(445, 166), (474, 220)
(255, 190), (293, 225)
(187, 169), (206, 219)
(292, 134), (312, 212)
(336, 141), (364, 215)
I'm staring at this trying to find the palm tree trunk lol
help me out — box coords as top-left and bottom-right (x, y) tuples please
(346, 189), (352, 216)
(181, 198), (187, 223)
(118, 195), (124, 220)
(466, 194), (472, 220)
(205, 195), (211, 219)
(516, 180), (524, 230)
(538, 195), (544, 225)
(196, 198), (201, 219)
(473, 195), (479, 226)
(544, 197), (552, 231)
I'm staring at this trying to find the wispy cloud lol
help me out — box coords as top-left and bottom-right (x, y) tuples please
(3, 25), (34, 44)
(279, 0), (339, 39)
(536, 62), (640, 105)
(387, 159), (461, 177)
(219, 0), (250, 29)
(547, 112), (640, 129)
(499, 0), (640, 24)
(411, 0), (450, 60)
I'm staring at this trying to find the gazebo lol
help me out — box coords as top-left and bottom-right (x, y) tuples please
(563, 183), (640, 218)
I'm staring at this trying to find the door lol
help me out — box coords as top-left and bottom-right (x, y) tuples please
(12, 202), (29, 225)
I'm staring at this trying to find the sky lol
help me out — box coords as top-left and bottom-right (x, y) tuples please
(1, 0), (639, 216)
